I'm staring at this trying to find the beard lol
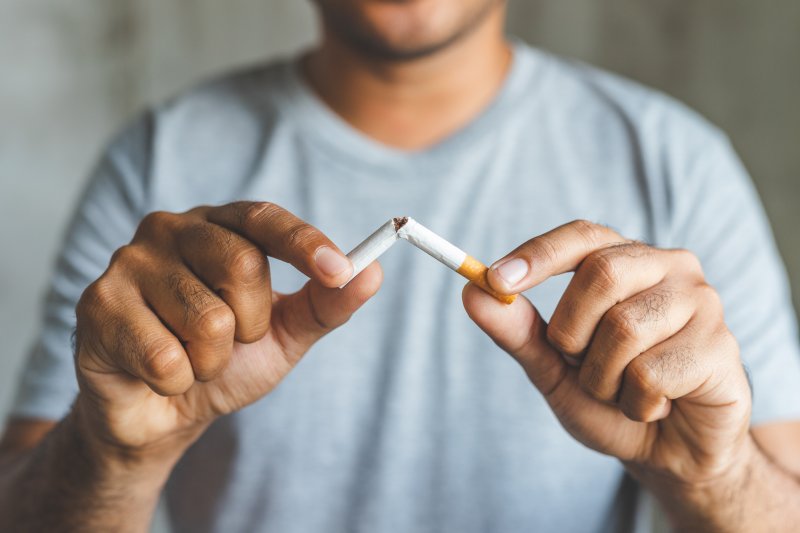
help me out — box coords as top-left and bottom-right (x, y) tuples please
(312, 0), (505, 62)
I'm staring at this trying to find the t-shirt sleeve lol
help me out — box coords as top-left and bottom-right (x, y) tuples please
(9, 113), (152, 421)
(669, 126), (800, 425)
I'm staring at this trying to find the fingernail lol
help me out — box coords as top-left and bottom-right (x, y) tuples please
(492, 258), (529, 289)
(315, 246), (352, 278)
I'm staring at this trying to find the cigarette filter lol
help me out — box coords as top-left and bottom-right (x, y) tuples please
(342, 217), (516, 305)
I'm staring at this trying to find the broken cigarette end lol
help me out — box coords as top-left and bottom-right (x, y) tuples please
(457, 256), (517, 305)
(393, 217), (409, 231)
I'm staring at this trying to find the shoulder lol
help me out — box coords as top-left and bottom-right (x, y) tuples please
(152, 58), (293, 138)
(527, 45), (732, 171)
(531, 45), (716, 137)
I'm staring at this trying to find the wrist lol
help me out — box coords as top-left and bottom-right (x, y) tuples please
(628, 435), (758, 532)
(70, 394), (198, 488)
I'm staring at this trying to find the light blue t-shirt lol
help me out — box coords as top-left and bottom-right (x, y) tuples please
(12, 42), (800, 532)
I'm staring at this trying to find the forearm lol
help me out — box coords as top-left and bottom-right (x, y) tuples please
(0, 405), (170, 533)
(631, 434), (800, 532)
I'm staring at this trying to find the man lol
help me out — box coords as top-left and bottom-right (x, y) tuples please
(1, 0), (799, 531)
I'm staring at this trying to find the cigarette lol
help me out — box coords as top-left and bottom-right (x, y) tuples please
(341, 217), (516, 304)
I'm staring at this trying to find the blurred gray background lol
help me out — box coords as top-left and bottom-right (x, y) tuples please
(1, 1), (798, 531)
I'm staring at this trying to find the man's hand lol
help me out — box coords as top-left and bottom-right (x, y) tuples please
(463, 220), (752, 487)
(74, 202), (382, 466)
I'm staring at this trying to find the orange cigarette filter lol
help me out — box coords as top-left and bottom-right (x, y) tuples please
(457, 255), (517, 305)
(395, 218), (517, 305)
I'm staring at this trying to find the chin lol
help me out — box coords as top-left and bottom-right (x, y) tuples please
(314, 0), (502, 60)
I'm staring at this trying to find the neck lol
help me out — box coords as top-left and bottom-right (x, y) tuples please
(303, 11), (511, 151)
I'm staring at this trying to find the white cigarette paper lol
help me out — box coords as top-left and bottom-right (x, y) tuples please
(341, 219), (399, 285)
(341, 217), (516, 304)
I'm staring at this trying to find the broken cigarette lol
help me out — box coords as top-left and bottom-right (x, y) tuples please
(341, 217), (517, 305)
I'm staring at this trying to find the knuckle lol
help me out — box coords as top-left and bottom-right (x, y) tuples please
(673, 248), (704, 274)
(625, 358), (660, 394)
(168, 272), (218, 321)
(583, 252), (622, 292)
(242, 201), (280, 228)
(229, 247), (269, 282)
(109, 244), (145, 269)
(612, 241), (651, 259)
(604, 305), (640, 344)
(546, 322), (584, 356)
(533, 235), (564, 265)
(696, 282), (724, 315)
(237, 318), (271, 344)
(620, 401), (652, 423)
(571, 219), (607, 247)
(571, 219), (599, 239)
(136, 211), (178, 240)
(196, 305), (236, 341)
(143, 340), (188, 383)
(714, 328), (740, 358)
(578, 360), (609, 401)
(79, 278), (118, 319)
(182, 222), (220, 248)
(284, 223), (318, 251)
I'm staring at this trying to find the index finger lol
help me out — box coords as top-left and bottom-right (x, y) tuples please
(205, 202), (353, 287)
(487, 220), (627, 293)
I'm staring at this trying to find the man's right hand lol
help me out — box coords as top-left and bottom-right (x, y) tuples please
(73, 201), (382, 466)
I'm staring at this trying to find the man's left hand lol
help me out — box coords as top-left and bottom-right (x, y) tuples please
(463, 220), (753, 485)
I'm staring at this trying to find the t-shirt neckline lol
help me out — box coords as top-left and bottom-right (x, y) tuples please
(277, 39), (542, 174)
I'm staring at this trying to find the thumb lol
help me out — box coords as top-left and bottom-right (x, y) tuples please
(462, 283), (570, 397)
(271, 262), (383, 360)
(463, 283), (646, 458)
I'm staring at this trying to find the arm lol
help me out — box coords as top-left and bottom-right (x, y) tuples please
(0, 201), (382, 532)
(0, 410), (176, 532)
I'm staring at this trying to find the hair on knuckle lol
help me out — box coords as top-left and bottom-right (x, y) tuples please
(608, 241), (650, 259)
(168, 272), (218, 325)
(184, 222), (220, 248)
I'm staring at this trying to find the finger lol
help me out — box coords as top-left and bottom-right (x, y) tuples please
(616, 317), (742, 423)
(578, 282), (697, 403)
(547, 244), (679, 356)
(76, 279), (195, 396)
(270, 262), (383, 362)
(487, 220), (626, 293)
(204, 202), (353, 287)
(136, 264), (236, 382)
(176, 221), (272, 343)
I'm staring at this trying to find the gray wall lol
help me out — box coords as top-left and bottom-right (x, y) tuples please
(1, 1), (798, 530)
